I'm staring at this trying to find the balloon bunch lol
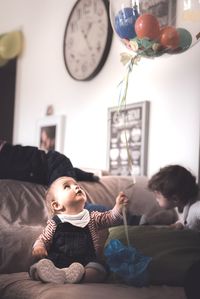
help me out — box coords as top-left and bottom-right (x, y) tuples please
(110, 0), (200, 179)
(114, 5), (192, 58)
(0, 31), (23, 67)
(109, 1), (200, 107)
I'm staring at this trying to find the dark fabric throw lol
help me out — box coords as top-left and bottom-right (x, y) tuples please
(0, 142), (98, 185)
(0, 143), (47, 184)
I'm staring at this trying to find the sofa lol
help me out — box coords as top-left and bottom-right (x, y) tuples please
(1, 175), (199, 299)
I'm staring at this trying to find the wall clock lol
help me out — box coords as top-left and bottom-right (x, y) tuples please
(63, 0), (113, 81)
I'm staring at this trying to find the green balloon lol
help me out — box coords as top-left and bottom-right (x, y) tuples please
(0, 31), (23, 59)
(177, 28), (192, 52)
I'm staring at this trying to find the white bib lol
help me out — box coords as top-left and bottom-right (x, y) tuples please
(57, 209), (90, 228)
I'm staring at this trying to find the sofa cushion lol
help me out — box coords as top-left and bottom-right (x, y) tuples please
(0, 179), (47, 226)
(0, 177), (178, 227)
(106, 225), (200, 286)
(0, 224), (43, 273)
(80, 176), (178, 224)
(0, 272), (186, 299)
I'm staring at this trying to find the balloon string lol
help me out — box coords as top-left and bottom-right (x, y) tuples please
(118, 55), (138, 245)
(117, 55), (139, 184)
(124, 129), (136, 184)
(117, 55), (139, 111)
(117, 65), (131, 111)
(122, 205), (130, 246)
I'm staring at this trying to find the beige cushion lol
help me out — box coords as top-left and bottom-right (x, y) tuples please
(107, 225), (200, 286)
(80, 176), (177, 224)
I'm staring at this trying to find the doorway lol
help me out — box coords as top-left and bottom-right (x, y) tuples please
(0, 58), (17, 143)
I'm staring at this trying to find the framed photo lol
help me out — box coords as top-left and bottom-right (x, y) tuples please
(36, 115), (65, 153)
(107, 101), (150, 176)
(139, 0), (177, 27)
(199, 145), (200, 187)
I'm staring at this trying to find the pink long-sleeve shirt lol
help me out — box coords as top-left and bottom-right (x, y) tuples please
(33, 207), (123, 256)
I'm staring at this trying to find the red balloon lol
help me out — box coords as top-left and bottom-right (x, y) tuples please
(135, 14), (160, 40)
(159, 26), (179, 49)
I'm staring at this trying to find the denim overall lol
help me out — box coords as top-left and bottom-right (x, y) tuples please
(47, 215), (97, 268)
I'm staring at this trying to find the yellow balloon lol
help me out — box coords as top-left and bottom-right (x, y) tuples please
(0, 31), (23, 59)
(0, 55), (8, 66)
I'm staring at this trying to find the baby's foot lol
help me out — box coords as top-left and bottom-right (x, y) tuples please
(30, 259), (66, 284)
(64, 262), (85, 283)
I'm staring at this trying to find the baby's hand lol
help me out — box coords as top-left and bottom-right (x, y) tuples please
(32, 246), (47, 258)
(115, 191), (129, 213)
(170, 222), (184, 230)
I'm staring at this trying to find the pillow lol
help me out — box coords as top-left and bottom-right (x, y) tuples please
(106, 225), (200, 286)
(0, 179), (48, 226)
(0, 225), (43, 273)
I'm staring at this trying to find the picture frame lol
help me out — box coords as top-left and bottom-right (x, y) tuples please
(198, 142), (200, 187)
(107, 101), (150, 176)
(139, 0), (177, 27)
(36, 115), (65, 153)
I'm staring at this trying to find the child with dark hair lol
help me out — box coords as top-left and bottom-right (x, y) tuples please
(148, 165), (200, 231)
(29, 176), (128, 284)
(148, 165), (200, 299)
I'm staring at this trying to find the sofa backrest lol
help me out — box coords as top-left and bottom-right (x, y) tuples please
(80, 175), (178, 224)
(0, 176), (178, 226)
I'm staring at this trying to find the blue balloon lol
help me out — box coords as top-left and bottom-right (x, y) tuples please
(114, 7), (139, 40)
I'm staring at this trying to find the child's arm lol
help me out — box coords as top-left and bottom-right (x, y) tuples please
(114, 191), (129, 214)
(32, 219), (57, 258)
(32, 245), (48, 258)
(91, 192), (129, 229)
(170, 221), (184, 230)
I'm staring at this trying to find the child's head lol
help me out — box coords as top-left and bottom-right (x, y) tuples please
(45, 176), (87, 216)
(148, 165), (199, 209)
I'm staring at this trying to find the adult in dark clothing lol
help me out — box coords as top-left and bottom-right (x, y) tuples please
(0, 140), (141, 222)
(184, 260), (200, 299)
(0, 141), (98, 186)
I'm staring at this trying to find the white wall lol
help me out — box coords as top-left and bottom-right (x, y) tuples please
(0, 0), (200, 178)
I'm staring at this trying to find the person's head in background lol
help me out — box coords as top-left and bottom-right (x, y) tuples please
(40, 126), (56, 152)
(148, 165), (199, 212)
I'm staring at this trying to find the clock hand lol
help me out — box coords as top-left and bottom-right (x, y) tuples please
(87, 22), (93, 34)
(85, 36), (92, 51)
(81, 29), (92, 51)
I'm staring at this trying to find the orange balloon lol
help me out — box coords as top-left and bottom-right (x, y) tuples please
(159, 26), (179, 49)
(135, 14), (160, 40)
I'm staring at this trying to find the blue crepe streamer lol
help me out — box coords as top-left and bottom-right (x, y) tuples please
(104, 239), (152, 287)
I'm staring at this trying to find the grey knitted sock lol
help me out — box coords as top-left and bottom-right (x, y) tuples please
(30, 259), (66, 284)
(63, 262), (85, 283)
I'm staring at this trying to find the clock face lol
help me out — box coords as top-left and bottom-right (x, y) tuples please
(63, 0), (112, 81)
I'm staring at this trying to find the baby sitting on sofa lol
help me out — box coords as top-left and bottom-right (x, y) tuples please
(29, 176), (128, 284)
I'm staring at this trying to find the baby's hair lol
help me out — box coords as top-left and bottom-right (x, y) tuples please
(45, 177), (65, 216)
(45, 182), (57, 217)
(148, 165), (199, 205)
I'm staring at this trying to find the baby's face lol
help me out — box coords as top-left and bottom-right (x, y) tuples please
(52, 177), (87, 214)
(154, 191), (176, 209)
